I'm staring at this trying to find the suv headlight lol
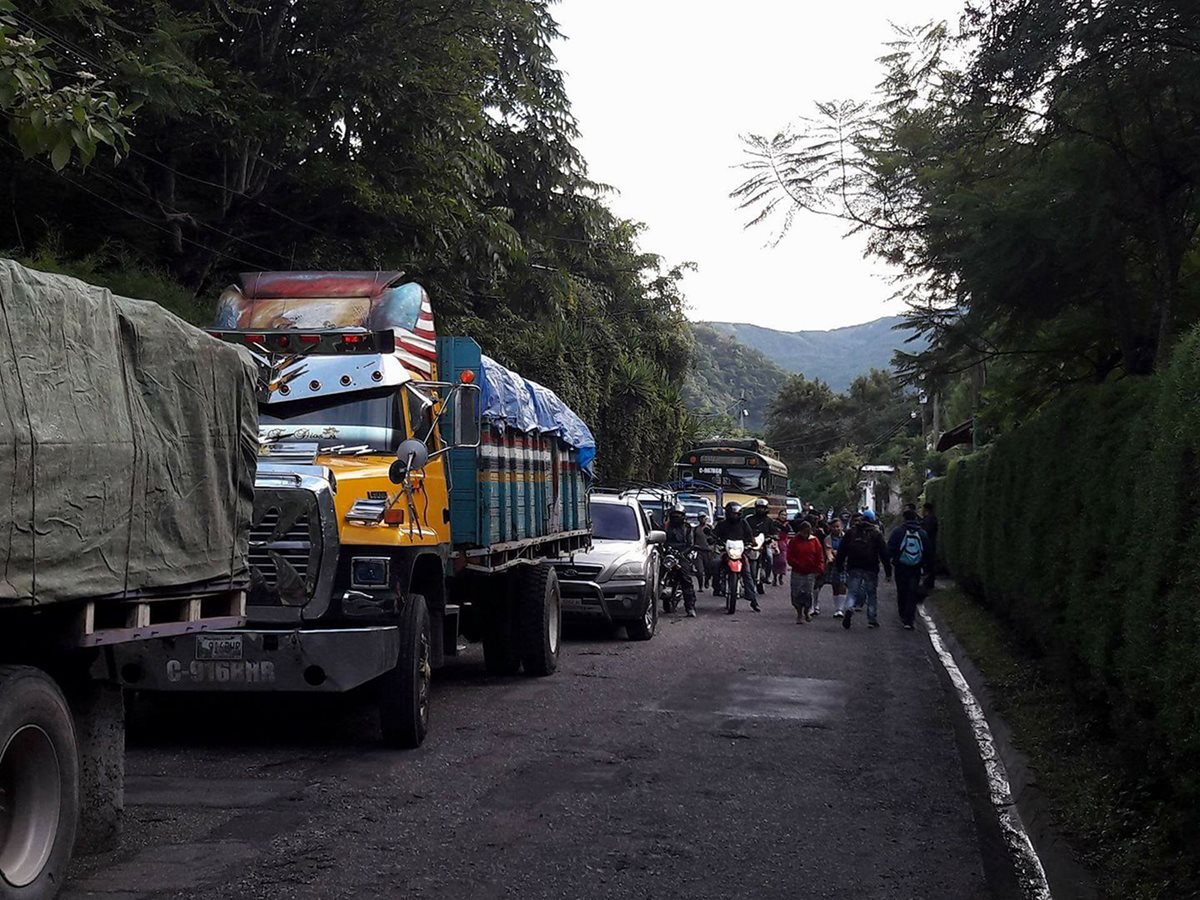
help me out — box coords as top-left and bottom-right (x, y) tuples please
(610, 560), (644, 580)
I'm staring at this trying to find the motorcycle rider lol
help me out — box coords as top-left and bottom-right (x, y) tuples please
(713, 501), (760, 612)
(745, 498), (780, 593)
(663, 504), (699, 617)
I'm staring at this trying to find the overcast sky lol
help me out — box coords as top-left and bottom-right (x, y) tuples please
(552, 0), (966, 332)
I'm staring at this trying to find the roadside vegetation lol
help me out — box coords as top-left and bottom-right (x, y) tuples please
(683, 323), (788, 432)
(927, 327), (1200, 896)
(933, 587), (1166, 900)
(0, 0), (691, 482)
(765, 369), (939, 510)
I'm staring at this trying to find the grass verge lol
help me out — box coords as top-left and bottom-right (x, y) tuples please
(931, 586), (1179, 900)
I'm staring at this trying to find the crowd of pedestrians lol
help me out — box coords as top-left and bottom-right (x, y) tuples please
(681, 496), (940, 631)
(778, 502), (938, 631)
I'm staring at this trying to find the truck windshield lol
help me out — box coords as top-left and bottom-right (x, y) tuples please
(259, 388), (403, 453)
(591, 503), (640, 541)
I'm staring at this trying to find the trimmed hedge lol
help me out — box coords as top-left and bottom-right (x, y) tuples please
(928, 328), (1200, 869)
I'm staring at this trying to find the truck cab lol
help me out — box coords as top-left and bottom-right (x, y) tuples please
(118, 271), (593, 748)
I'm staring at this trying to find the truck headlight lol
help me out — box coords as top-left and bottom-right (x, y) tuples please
(351, 557), (390, 588)
(610, 560), (644, 580)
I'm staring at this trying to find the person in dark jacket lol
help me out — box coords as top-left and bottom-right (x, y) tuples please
(713, 502), (759, 612)
(835, 513), (892, 629)
(888, 509), (930, 629)
(663, 505), (699, 616)
(921, 502), (939, 591)
(745, 498), (779, 594)
(695, 513), (716, 590)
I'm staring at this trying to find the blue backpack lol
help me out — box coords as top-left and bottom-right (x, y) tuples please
(899, 526), (924, 567)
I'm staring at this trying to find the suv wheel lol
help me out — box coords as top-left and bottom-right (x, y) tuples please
(627, 585), (657, 642)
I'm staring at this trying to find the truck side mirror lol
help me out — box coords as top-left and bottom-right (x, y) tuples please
(390, 438), (430, 484)
(451, 384), (481, 447)
(647, 530), (666, 545)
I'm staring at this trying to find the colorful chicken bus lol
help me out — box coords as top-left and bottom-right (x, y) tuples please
(674, 439), (789, 516)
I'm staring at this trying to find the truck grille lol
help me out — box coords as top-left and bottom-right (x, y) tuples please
(249, 510), (311, 584)
(249, 490), (322, 607)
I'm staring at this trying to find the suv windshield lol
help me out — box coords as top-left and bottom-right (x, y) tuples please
(259, 388), (403, 452)
(591, 502), (640, 541)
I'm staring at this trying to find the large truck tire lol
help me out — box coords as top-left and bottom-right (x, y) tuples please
(379, 596), (432, 749)
(518, 563), (561, 677)
(0, 666), (79, 900)
(482, 585), (521, 677)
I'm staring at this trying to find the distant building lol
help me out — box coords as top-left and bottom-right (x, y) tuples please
(858, 465), (902, 519)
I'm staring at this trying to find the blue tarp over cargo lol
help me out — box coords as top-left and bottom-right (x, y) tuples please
(479, 355), (596, 475)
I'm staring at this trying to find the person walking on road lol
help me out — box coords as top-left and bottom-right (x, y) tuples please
(773, 529), (790, 586)
(696, 513), (716, 591)
(921, 502), (939, 592)
(888, 509), (930, 630)
(807, 515), (828, 615)
(836, 512), (892, 629)
(821, 517), (849, 617)
(786, 520), (825, 623)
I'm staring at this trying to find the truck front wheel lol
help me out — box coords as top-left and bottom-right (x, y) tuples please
(518, 564), (561, 677)
(0, 666), (79, 900)
(379, 596), (432, 749)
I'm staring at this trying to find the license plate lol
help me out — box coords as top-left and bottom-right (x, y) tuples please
(195, 634), (244, 661)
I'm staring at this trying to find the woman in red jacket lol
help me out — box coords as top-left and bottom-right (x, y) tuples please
(786, 520), (826, 623)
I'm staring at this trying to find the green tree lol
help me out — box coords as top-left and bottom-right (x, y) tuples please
(0, 1), (130, 167)
(735, 6), (1200, 427)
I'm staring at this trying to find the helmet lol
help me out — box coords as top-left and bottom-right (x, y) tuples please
(724, 501), (743, 519)
(669, 503), (686, 518)
(862, 509), (877, 523)
(754, 498), (769, 511)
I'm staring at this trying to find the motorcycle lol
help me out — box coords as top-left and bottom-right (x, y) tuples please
(722, 539), (746, 614)
(660, 546), (696, 614)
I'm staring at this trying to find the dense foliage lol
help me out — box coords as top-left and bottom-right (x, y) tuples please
(927, 328), (1200, 896)
(1, 0), (692, 481)
(765, 369), (933, 509)
(736, 2), (1200, 430)
(684, 323), (788, 433)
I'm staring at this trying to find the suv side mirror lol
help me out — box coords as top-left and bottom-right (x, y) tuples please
(647, 530), (666, 545)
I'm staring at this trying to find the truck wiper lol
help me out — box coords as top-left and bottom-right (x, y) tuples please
(320, 444), (374, 456)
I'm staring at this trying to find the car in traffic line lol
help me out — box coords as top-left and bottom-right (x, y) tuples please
(555, 494), (664, 640)
(676, 491), (715, 526)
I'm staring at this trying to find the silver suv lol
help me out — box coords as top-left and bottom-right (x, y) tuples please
(556, 494), (665, 640)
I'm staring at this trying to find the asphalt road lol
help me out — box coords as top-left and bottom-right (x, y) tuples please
(65, 580), (1008, 900)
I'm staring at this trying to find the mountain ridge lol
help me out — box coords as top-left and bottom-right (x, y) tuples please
(701, 315), (924, 392)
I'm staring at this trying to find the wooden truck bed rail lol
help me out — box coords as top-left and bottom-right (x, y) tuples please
(74, 589), (246, 648)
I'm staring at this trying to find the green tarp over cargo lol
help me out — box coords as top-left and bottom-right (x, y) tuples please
(0, 260), (257, 606)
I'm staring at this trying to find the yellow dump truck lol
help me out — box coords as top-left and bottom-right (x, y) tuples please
(117, 271), (593, 748)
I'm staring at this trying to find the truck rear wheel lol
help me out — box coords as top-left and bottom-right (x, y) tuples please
(0, 666), (79, 900)
(518, 563), (561, 677)
(379, 596), (432, 749)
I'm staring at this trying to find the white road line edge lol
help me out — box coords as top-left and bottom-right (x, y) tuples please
(920, 605), (1054, 900)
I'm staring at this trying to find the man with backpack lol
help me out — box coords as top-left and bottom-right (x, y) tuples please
(835, 513), (892, 629)
(888, 508), (931, 630)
